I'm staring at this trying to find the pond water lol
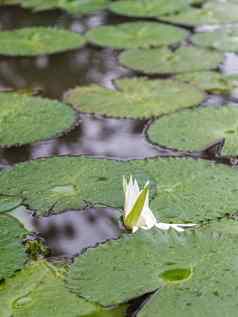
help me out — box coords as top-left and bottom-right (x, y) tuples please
(1, 3), (238, 317)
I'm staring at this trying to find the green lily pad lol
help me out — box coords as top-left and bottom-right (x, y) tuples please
(0, 0), (19, 5)
(162, 2), (238, 26)
(119, 47), (223, 74)
(0, 27), (86, 56)
(67, 224), (238, 307)
(2, 156), (238, 223)
(109, 0), (190, 18)
(66, 229), (196, 305)
(86, 22), (188, 49)
(0, 196), (22, 213)
(0, 92), (76, 146)
(192, 27), (238, 52)
(19, 0), (110, 14)
(175, 71), (235, 94)
(0, 214), (27, 280)
(64, 78), (204, 119)
(137, 220), (238, 317)
(147, 105), (238, 156)
(0, 260), (98, 317)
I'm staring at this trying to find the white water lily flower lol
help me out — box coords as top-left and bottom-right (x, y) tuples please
(123, 176), (196, 233)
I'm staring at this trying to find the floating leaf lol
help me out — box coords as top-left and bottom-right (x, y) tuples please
(0, 0), (19, 5)
(119, 47), (223, 74)
(0, 27), (86, 56)
(161, 2), (238, 26)
(109, 0), (190, 18)
(19, 0), (110, 14)
(148, 106), (238, 156)
(64, 78), (204, 119)
(67, 225), (238, 306)
(137, 220), (238, 317)
(0, 214), (27, 280)
(1, 157), (238, 223)
(0, 92), (76, 146)
(0, 260), (98, 317)
(175, 71), (235, 94)
(86, 22), (188, 49)
(0, 195), (22, 213)
(192, 27), (238, 52)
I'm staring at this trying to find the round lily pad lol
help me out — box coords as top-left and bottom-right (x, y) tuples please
(192, 27), (238, 52)
(0, 260), (98, 317)
(0, 93), (76, 146)
(67, 225), (238, 307)
(86, 22), (188, 49)
(175, 71), (235, 94)
(64, 78), (204, 119)
(119, 47), (223, 74)
(162, 2), (238, 26)
(137, 221), (238, 317)
(0, 195), (22, 213)
(19, 0), (110, 14)
(0, 27), (86, 56)
(0, 214), (27, 280)
(109, 0), (190, 18)
(147, 106), (238, 156)
(1, 157), (238, 224)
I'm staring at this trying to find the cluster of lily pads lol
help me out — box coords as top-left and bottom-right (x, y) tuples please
(2, 0), (238, 316)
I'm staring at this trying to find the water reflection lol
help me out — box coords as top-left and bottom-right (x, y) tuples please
(0, 114), (162, 165)
(12, 206), (123, 258)
(0, 47), (132, 99)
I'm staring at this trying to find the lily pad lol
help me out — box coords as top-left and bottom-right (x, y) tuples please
(23, 0), (109, 14)
(137, 221), (238, 317)
(0, 92), (76, 146)
(192, 27), (238, 52)
(0, 195), (22, 213)
(64, 78), (204, 119)
(0, 214), (27, 280)
(66, 229), (196, 305)
(0, 260), (98, 317)
(1, 157), (238, 223)
(109, 0), (190, 18)
(175, 71), (235, 94)
(162, 2), (238, 26)
(119, 47), (223, 74)
(0, 27), (86, 56)
(147, 105), (238, 156)
(19, 0), (110, 14)
(67, 225), (238, 307)
(86, 22), (188, 49)
(0, 0), (19, 5)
